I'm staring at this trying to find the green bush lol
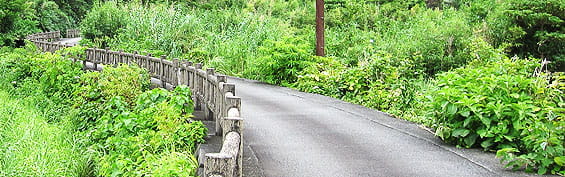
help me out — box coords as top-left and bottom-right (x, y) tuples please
(496, 73), (564, 175)
(485, 0), (564, 71)
(68, 62), (203, 176)
(79, 1), (127, 47)
(0, 43), (83, 121)
(247, 37), (315, 86)
(71, 64), (150, 131)
(293, 56), (345, 96)
(98, 64), (151, 104)
(425, 58), (564, 174)
(91, 86), (205, 177)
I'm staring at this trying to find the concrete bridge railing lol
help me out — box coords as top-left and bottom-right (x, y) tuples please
(26, 30), (243, 177)
(66, 29), (80, 38)
(25, 31), (61, 42)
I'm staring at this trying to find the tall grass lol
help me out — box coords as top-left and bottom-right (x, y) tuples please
(81, 2), (294, 76)
(0, 91), (91, 176)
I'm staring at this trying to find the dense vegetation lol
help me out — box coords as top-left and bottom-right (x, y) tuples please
(0, 90), (90, 176)
(79, 0), (564, 174)
(0, 44), (206, 176)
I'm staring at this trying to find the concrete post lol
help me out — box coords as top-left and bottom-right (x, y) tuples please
(173, 58), (179, 87)
(119, 50), (124, 65)
(133, 51), (138, 66)
(93, 48), (98, 70)
(187, 61), (194, 89)
(194, 63), (203, 111)
(160, 55), (166, 88)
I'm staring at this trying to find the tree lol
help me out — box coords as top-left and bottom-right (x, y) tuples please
(0, 0), (40, 46)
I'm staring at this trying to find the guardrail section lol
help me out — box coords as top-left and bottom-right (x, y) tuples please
(26, 30), (244, 177)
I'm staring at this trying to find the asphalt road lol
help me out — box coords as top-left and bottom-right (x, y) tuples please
(56, 38), (546, 177)
(231, 77), (543, 177)
(58, 37), (82, 45)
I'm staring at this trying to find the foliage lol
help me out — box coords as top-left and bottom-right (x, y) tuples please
(0, 43), (83, 121)
(79, 1), (127, 47)
(80, 1), (291, 76)
(90, 86), (205, 177)
(0, 0), (40, 46)
(0, 47), (91, 176)
(293, 56), (345, 96)
(0, 44), (206, 176)
(56, 44), (87, 60)
(485, 0), (564, 71)
(294, 50), (419, 118)
(249, 37), (315, 85)
(0, 91), (91, 176)
(99, 64), (151, 104)
(72, 64), (150, 130)
(65, 55), (205, 176)
(496, 73), (564, 175)
(33, 0), (75, 33)
(51, 0), (94, 22)
(425, 57), (564, 174)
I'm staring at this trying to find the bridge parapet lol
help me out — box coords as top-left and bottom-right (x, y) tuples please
(26, 31), (61, 42)
(26, 30), (243, 177)
(66, 29), (80, 38)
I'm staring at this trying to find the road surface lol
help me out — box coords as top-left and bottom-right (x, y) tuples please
(233, 77), (541, 177)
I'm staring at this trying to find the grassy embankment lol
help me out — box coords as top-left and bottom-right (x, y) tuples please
(0, 90), (91, 176)
(0, 45), (206, 176)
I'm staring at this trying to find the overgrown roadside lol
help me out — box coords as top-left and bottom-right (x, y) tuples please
(0, 44), (207, 176)
(0, 90), (91, 176)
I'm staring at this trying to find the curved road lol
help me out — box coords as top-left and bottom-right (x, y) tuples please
(57, 38), (543, 177)
(233, 77), (541, 177)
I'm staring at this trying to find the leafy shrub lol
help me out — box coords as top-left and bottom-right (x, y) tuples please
(248, 37), (315, 85)
(98, 64), (151, 104)
(294, 51), (419, 118)
(0, 43), (83, 121)
(66, 58), (204, 176)
(293, 56), (345, 96)
(90, 86), (205, 177)
(1, 42), (206, 176)
(496, 72), (564, 175)
(72, 64), (150, 130)
(79, 1), (127, 47)
(425, 57), (564, 174)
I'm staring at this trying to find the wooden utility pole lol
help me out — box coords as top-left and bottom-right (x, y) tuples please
(316, 0), (325, 56)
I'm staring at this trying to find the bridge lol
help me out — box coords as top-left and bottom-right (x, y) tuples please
(26, 30), (541, 177)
